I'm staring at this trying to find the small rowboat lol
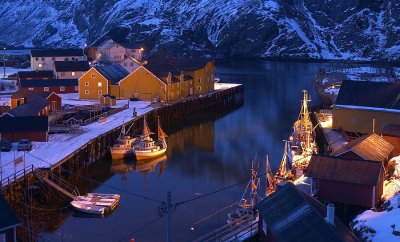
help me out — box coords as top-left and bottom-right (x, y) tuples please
(70, 201), (106, 215)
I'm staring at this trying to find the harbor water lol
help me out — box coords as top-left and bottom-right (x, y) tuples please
(43, 60), (328, 242)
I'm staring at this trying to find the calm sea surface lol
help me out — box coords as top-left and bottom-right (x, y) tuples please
(44, 60), (328, 242)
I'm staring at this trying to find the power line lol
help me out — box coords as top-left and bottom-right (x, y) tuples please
(26, 153), (164, 204)
(117, 215), (164, 242)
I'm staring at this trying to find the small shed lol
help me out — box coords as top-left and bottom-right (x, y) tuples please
(332, 133), (394, 164)
(257, 183), (359, 242)
(99, 94), (116, 107)
(0, 116), (49, 142)
(305, 155), (385, 208)
(0, 195), (21, 242)
(11, 89), (62, 111)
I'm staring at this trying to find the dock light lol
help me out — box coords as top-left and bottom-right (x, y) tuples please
(140, 47), (144, 52)
(190, 227), (195, 232)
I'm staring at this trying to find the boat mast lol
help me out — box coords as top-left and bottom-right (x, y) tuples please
(157, 116), (168, 140)
(301, 90), (312, 152)
(265, 155), (275, 196)
(120, 121), (126, 137)
(250, 161), (259, 209)
(142, 116), (154, 137)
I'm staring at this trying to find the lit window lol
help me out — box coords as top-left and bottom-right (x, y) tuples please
(98, 82), (102, 87)
(85, 82), (89, 86)
(44, 87), (49, 91)
(98, 90), (102, 95)
(197, 86), (201, 91)
(197, 78), (201, 84)
(72, 72), (76, 76)
(85, 90), (90, 94)
(91, 73), (96, 78)
(28, 87), (34, 90)
(38, 63), (43, 68)
(60, 86), (65, 92)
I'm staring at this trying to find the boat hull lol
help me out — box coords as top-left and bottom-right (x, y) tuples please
(110, 149), (136, 160)
(135, 147), (167, 160)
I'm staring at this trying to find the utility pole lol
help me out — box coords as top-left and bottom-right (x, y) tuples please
(167, 191), (172, 242)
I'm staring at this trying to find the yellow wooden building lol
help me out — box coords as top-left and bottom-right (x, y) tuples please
(78, 59), (215, 102)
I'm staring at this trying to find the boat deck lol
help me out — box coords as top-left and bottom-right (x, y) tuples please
(72, 193), (120, 214)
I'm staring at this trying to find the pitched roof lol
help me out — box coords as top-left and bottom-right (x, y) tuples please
(335, 80), (400, 110)
(305, 155), (383, 186)
(257, 183), (358, 242)
(168, 58), (211, 71)
(120, 41), (142, 49)
(20, 79), (78, 87)
(54, 61), (90, 72)
(94, 65), (129, 84)
(11, 89), (54, 100)
(332, 133), (394, 161)
(31, 49), (84, 57)
(7, 96), (50, 117)
(0, 116), (48, 132)
(144, 62), (181, 82)
(17, 71), (54, 79)
(0, 195), (20, 229)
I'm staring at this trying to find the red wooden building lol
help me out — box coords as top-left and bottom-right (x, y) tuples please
(11, 90), (62, 111)
(0, 116), (49, 142)
(332, 133), (394, 163)
(0, 194), (21, 242)
(257, 183), (359, 242)
(20, 79), (78, 94)
(305, 155), (384, 208)
(16, 70), (54, 85)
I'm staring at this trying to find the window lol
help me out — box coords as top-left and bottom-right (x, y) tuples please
(75, 86), (78, 91)
(130, 62), (134, 67)
(52, 57), (55, 61)
(71, 72), (76, 77)
(44, 87), (49, 91)
(98, 90), (102, 95)
(197, 86), (201, 92)
(35, 57), (38, 61)
(351, 118), (357, 126)
(41, 57), (45, 61)
(85, 90), (90, 94)
(60, 72), (65, 77)
(60, 86), (65, 92)
(91, 73), (96, 78)
(28, 87), (34, 90)
(85, 82), (89, 86)
(124, 62), (127, 67)
(197, 78), (201, 84)
(98, 82), (102, 87)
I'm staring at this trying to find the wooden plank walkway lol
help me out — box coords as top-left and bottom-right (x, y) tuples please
(41, 176), (77, 200)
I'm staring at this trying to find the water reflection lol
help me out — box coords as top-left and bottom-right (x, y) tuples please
(111, 155), (168, 177)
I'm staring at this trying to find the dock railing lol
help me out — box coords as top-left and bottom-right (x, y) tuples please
(0, 164), (35, 193)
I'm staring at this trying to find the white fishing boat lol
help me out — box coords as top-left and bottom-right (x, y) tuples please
(110, 122), (136, 160)
(134, 116), (167, 160)
(70, 201), (106, 215)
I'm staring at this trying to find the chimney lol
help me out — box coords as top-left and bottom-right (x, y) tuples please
(325, 203), (335, 226)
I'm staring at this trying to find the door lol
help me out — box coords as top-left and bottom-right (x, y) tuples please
(189, 88), (193, 95)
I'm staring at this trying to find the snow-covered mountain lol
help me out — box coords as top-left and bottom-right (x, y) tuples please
(0, 0), (399, 60)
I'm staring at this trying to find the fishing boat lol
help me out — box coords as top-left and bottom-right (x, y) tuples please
(289, 90), (318, 173)
(134, 116), (167, 160)
(275, 141), (294, 181)
(227, 161), (261, 225)
(110, 122), (136, 160)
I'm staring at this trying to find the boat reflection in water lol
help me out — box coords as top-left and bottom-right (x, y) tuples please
(110, 154), (168, 177)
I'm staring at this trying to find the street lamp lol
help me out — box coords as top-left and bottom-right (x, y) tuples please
(83, 43), (87, 60)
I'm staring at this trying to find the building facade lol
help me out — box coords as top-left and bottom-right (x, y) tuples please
(31, 49), (87, 71)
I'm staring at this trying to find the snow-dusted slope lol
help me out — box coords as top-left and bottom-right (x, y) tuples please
(0, 0), (399, 60)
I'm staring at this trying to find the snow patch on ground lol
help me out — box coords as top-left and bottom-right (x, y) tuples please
(352, 155), (400, 241)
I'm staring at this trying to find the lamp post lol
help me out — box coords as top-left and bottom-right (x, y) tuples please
(83, 43), (87, 60)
